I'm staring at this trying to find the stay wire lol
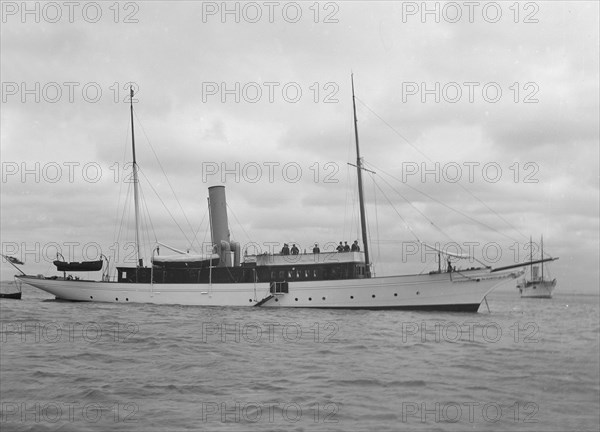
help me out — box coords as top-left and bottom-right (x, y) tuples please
(133, 108), (197, 243)
(355, 96), (529, 242)
(365, 160), (522, 244)
(227, 203), (253, 248)
(368, 175), (421, 244)
(365, 161), (460, 245)
(138, 167), (193, 247)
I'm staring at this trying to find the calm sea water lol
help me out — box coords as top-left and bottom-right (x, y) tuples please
(1, 282), (598, 432)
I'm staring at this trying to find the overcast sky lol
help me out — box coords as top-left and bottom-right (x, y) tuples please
(1, 1), (598, 293)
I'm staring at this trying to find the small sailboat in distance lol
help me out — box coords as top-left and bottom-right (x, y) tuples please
(517, 236), (558, 298)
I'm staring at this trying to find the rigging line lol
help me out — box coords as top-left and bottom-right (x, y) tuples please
(139, 187), (151, 261)
(343, 159), (351, 240)
(353, 193), (359, 245)
(133, 180), (149, 261)
(355, 96), (528, 241)
(143, 184), (159, 245)
(368, 163), (459, 245)
(369, 172), (382, 261)
(347, 174), (358, 243)
(227, 203), (252, 245)
(132, 109), (197, 240)
(114, 182), (127, 249)
(365, 160), (522, 244)
(116, 184), (133, 266)
(200, 197), (211, 251)
(360, 176), (374, 269)
(138, 181), (158, 246)
(113, 122), (134, 249)
(116, 182), (133, 246)
(343, 116), (356, 241)
(188, 207), (208, 253)
(370, 175), (421, 243)
(137, 167), (193, 247)
(462, 188), (529, 241)
(365, 203), (376, 275)
(418, 264), (430, 275)
(348, 169), (361, 245)
(202, 214), (210, 250)
(355, 96), (428, 159)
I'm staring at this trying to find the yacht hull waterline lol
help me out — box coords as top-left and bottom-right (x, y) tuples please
(17, 268), (521, 312)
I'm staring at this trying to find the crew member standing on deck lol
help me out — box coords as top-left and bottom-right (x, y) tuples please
(291, 244), (299, 255)
(351, 240), (360, 252)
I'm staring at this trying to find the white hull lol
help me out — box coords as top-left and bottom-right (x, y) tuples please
(518, 279), (557, 298)
(18, 268), (521, 312)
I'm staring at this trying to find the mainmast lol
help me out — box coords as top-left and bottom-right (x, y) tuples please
(541, 235), (544, 281)
(351, 74), (371, 277)
(129, 86), (143, 268)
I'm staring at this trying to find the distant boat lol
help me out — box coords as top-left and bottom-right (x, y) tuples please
(1, 256), (24, 299)
(517, 236), (558, 298)
(15, 79), (554, 311)
(0, 287), (22, 300)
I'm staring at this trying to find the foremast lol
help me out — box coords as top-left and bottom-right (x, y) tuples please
(129, 87), (143, 268)
(351, 74), (371, 277)
(529, 235), (533, 280)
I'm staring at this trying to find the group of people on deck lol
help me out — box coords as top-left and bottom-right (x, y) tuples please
(281, 241), (360, 255)
(336, 241), (360, 253)
(280, 243), (300, 255)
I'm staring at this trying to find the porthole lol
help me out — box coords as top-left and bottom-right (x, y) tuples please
(394, 293), (398, 297)
(372, 294), (376, 298)
(350, 295), (354, 299)
(115, 298), (118, 301)
(90, 296), (93, 299)
(322, 297), (326, 300)
(308, 297), (312, 301)
(416, 291), (420, 295)
(295, 298), (298, 301)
